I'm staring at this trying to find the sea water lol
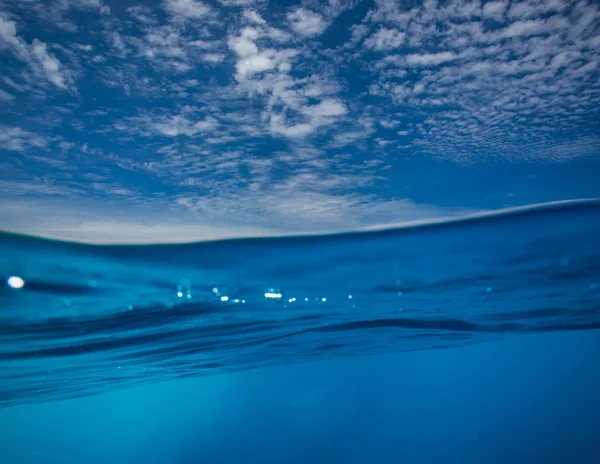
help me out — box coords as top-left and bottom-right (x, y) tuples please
(0, 200), (599, 463)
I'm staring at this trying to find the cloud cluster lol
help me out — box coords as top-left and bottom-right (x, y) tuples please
(358, 0), (600, 162)
(1, 0), (599, 241)
(0, 15), (70, 89)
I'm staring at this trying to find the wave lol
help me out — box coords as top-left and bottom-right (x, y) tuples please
(0, 199), (599, 407)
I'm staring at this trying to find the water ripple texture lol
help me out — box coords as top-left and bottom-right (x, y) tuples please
(1, 200), (599, 408)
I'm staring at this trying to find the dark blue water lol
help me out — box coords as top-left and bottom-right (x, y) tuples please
(1, 200), (600, 463)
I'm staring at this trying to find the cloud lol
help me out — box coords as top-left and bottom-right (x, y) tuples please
(74, 43), (94, 51)
(121, 114), (220, 137)
(31, 39), (67, 88)
(218, 0), (258, 6)
(507, 0), (567, 20)
(1, 191), (477, 243)
(0, 16), (70, 89)
(287, 8), (329, 37)
(0, 180), (77, 197)
(0, 127), (51, 152)
(201, 52), (225, 64)
(229, 26), (259, 57)
(225, 20), (348, 139)
(0, 89), (14, 101)
(243, 9), (266, 25)
(364, 27), (406, 50)
(302, 99), (347, 119)
(482, 1), (507, 20)
(163, 0), (213, 20)
(0, 15), (19, 46)
(500, 19), (550, 38)
(228, 26), (279, 78)
(236, 54), (274, 77)
(405, 52), (458, 66)
(1, 0), (600, 245)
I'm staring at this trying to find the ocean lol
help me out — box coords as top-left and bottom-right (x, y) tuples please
(1, 199), (599, 463)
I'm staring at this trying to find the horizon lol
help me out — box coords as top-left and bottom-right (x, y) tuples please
(2, 197), (599, 244)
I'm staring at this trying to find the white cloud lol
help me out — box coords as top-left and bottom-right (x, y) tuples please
(287, 8), (329, 37)
(228, 27), (259, 57)
(74, 43), (94, 51)
(225, 17), (351, 141)
(0, 16), (69, 89)
(360, 0), (600, 163)
(201, 52), (225, 64)
(2, 0), (600, 246)
(120, 114), (220, 137)
(31, 39), (67, 88)
(188, 39), (221, 49)
(302, 99), (347, 119)
(364, 27), (406, 50)
(482, 1), (507, 20)
(243, 9), (266, 25)
(500, 19), (547, 38)
(508, 0), (567, 20)
(228, 26), (278, 79)
(163, 0), (213, 19)
(406, 52), (457, 66)
(0, 127), (51, 152)
(193, 116), (220, 132)
(550, 50), (582, 69)
(68, 0), (105, 10)
(237, 54), (274, 78)
(0, 16), (19, 46)
(0, 180), (77, 197)
(0, 89), (14, 101)
(413, 84), (425, 94)
(269, 118), (315, 138)
(218, 0), (258, 6)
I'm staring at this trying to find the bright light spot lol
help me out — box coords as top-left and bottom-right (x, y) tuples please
(242, 299), (246, 303)
(348, 294), (353, 299)
(265, 292), (282, 299)
(186, 293), (192, 299)
(322, 297), (327, 302)
(177, 291), (183, 298)
(7, 276), (24, 289)
(233, 298), (240, 303)
(221, 296), (229, 302)
(305, 297), (308, 301)
(213, 287), (219, 293)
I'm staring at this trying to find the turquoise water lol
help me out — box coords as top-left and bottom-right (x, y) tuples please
(1, 200), (600, 462)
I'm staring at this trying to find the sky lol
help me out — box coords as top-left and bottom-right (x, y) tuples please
(0, 0), (599, 242)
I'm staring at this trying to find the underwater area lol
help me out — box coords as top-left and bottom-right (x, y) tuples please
(1, 200), (600, 463)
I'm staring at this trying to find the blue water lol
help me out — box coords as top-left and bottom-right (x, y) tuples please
(1, 200), (600, 463)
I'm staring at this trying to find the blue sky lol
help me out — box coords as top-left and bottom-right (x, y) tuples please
(1, 0), (599, 242)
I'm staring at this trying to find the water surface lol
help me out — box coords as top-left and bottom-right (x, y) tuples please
(1, 200), (599, 408)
